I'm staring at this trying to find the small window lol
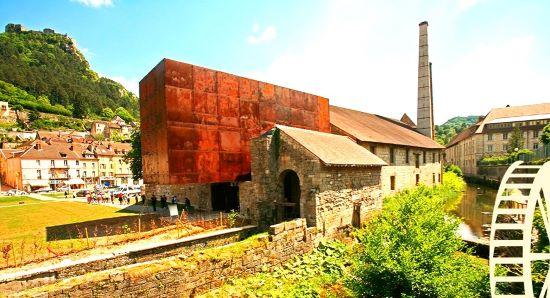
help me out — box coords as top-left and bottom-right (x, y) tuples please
(369, 145), (376, 155)
(432, 173), (436, 184)
(36, 160), (40, 165)
(50, 160), (54, 166)
(390, 148), (395, 164)
(503, 132), (508, 140)
(37, 170), (42, 179)
(534, 143), (539, 150)
(534, 130), (539, 138)
(405, 149), (410, 164)
(76, 170), (80, 177)
(92, 171), (96, 177)
(415, 174), (420, 186)
(423, 151), (426, 164)
(488, 145), (493, 152)
(390, 176), (396, 191)
(432, 152), (435, 163)
(76, 160), (79, 166)
(83, 171), (87, 177)
(488, 134), (493, 141)
(63, 160), (68, 166)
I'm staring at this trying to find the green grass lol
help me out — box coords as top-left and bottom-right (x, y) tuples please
(0, 196), (41, 206)
(0, 197), (135, 243)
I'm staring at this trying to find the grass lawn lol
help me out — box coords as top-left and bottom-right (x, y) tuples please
(0, 196), (42, 207)
(0, 196), (136, 244)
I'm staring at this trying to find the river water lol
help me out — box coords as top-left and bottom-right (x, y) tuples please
(453, 183), (497, 242)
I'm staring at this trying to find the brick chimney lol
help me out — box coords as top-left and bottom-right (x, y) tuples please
(416, 21), (435, 139)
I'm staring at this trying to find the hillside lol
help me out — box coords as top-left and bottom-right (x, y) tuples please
(436, 115), (480, 146)
(0, 24), (138, 120)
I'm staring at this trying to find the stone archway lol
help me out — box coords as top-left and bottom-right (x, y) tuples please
(279, 169), (301, 220)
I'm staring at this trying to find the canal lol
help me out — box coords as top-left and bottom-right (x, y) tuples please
(453, 183), (497, 243)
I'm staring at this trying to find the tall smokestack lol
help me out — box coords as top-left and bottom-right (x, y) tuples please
(417, 21), (435, 139)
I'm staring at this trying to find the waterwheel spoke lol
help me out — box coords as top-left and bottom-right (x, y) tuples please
(539, 270), (550, 298)
(538, 196), (550, 241)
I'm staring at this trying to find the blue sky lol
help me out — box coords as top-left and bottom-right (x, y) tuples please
(1, 0), (549, 124)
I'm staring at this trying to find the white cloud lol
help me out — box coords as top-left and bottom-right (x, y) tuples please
(245, 0), (550, 124)
(72, 0), (113, 8)
(247, 24), (277, 45)
(457, 0), (484, 12)
(109, 76), (139, 95)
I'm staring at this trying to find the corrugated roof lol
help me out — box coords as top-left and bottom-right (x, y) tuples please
(446, 124), (478, 148)
(275, 125), (387, 166)
(330, 106), (444, 149)
(476, 103), (550, 133)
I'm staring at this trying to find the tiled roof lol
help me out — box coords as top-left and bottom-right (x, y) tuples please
(20, 142), (81, 160)
(476, 103), (550, 133)
(330, 106), (444, 149)
(446, 124), (478, 148)
(400, 113), (417, 128)
(276, 125), (387, 166)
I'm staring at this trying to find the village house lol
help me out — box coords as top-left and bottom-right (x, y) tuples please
(90, 116), (134, 140)
(0, 101), (9, 119)
(445, 103), (550, 176)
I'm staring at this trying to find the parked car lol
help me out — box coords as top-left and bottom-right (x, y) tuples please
(111, 186), (141, 196)
(33, 187), (53, 193)
(75, 189), (90, 197)
(56, 186), (71, 192)
(6, 189), (28, 196)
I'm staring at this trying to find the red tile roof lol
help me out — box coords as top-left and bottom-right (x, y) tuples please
(330, 106), (444, 149)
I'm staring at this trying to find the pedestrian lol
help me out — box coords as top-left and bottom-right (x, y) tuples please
(161, 195), (167, 208)
(110, 192), (114, 204)
(184, 197), (191, 211)
(86, 193), (92, 204)
(118, 192), (123, 204)
(151, 194), (157, 211)
(64, 190), (68, 198)
(141, 194), (146, 205)
(171, 195), (177, 205)
(134, 194), (139, 205)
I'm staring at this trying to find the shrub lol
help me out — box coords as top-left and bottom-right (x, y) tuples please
(349, 174), (489, 297)
(444, 164), (463, 177)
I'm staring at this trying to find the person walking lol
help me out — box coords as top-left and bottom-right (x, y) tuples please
(171, 195), (177, 205)
(110, 192), (115, 204)
(160, 195), (167, 209)
(151, 194), (157, 211)
(141, 194), (146, 205)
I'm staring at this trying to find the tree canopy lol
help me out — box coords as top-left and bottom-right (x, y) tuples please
(0, 29), (139, 119)
(435, 116), (480, 145)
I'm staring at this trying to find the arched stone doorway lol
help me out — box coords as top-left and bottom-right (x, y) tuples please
(279, 170), (301, 220)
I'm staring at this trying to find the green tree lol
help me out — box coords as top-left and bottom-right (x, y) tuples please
(540, 123), (550, 145)
(125, 130), (142, 180)
(349, 173), (488, 297)
(115, 107), (134, 122)
(508, 126), (525, 152)
(28, 109), (40, 122)
(101, 107), (115, 119)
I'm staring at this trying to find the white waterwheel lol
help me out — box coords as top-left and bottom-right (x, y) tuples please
(490, 160), (550, 297)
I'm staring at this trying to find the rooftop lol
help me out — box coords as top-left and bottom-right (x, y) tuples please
(476, 103), (550, 133)
(275, 125), (387, 167)
(329, 106), (444, 149)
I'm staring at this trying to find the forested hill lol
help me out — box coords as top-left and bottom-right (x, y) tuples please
(436, 115), (481, 146)
(0, 25), (138, 120)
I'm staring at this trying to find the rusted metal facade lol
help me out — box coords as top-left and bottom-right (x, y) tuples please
(140, 59), (330, 185)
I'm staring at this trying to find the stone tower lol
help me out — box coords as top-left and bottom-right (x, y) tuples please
(416, 21), (435, 139)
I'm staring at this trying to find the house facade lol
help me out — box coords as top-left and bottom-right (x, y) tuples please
(445, 103), (550, 176)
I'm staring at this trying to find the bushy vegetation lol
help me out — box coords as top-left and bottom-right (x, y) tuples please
(436, 115), (480, 145)
(204, 241), (353, 298)
(350, 172), (488, 297)
(445, 163), (463, 177)
(204, 172), (488, 297)
(0, 80), (71, 116)
(479, 149), (534, 166)
(540, 123), (550, 145)
(125, 130), (142, 180)
(0, 30), (139, 119)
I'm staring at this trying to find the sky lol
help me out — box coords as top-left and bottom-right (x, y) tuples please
(1, 0), (549, 124)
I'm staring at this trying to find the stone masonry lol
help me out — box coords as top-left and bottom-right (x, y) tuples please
(13, 219), (320, 298)
(239, 128), (383, 234)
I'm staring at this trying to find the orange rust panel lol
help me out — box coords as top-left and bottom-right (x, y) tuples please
(140, 58), (331, 185)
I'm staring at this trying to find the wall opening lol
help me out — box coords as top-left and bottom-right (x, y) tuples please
(211, 183), (239, 212)
(416, 174), (420, 185)
(279, 170), (301, 220)
(390, 175), (396, 191)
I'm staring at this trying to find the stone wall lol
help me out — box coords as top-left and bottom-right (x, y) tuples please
(1, 226), (256, 295)
(145, 183), (211, 211)
(240, 129), (383, 234)
(14, 219), (320, 298)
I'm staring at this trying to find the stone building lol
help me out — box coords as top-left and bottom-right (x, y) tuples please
(0, 101), (9, 118)
(240, 125), (386, 233)
(445, 103), (550, 176)
(330, 106), (444, 193)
